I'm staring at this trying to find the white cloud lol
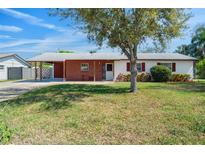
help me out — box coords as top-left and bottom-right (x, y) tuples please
(0, 30), (85, 50)
(0, 35), (12, 39)
(0, 31), (80, 49)
(0, 30), (115, 56)
(0, 25), (23, 32)
(0, 8), (66, 32)
(0, 39), (42, 49)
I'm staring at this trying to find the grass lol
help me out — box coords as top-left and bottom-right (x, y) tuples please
(0, 80), (16, 83)
(0, 81), (205, 144)
(0, 80), (9, 82)
(194, 79), (205, 83)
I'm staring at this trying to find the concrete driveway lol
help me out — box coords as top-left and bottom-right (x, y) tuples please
(0, 80), (113, 102)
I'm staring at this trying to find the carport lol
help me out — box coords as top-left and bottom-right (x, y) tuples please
(28, 53), (68, 81)
(28, 61), (57, 81)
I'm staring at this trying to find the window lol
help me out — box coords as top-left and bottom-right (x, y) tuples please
(0, 65), (4, 69)
(160, 63), (172, 70)
(157, 62), (176, 72)
(81, 63), (89, 71)
(126, 63), (145, 72)
(137, 63), (142, 72)
(106, 64), (113, 71)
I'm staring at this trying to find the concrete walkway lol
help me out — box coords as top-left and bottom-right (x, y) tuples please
(0, 80), (113, 102)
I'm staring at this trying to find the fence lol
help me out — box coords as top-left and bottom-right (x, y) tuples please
(35, 67), (53, 80)
(22, 68), (35, 79)
(4, 67), (53, 80)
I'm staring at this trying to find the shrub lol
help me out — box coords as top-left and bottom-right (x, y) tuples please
(150, 65), (171, 82)
(170, 74), (191, 82)
(115, 72), (151, 82)
(196, 58), (205, 79)
(137, 73), (151, 82)
(0, 122), (12, 144)
(115, 73), (130, 82)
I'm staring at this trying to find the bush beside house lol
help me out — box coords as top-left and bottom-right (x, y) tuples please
(150, 65), (172, 82)
(196, 58), (205, 79)
(116, 73), (151, 82)
(170, 74), (191, 82)
(116, 65), (191, 82)
(137, 73), (152, 82)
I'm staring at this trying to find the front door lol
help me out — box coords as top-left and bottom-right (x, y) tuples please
(105, 63), (113, 80)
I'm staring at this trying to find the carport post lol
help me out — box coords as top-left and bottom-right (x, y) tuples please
(40, 62), (42, 80)
(35, 62), (37, 80)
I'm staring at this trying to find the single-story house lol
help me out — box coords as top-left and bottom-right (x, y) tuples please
(0, 53), (31, 80)
(28, 52), (197, 81)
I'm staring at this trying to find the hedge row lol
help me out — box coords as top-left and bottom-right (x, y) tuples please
(116, 73), (151, 82)
(170, 74), (191, 82)
(116, 73), (191, 82)
(116, 65), (191, 82)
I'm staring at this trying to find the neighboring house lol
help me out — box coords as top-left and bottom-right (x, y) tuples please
(0, 54), (31, 80)
(28, 52), (197, 81)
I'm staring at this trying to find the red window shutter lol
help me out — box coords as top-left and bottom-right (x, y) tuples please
(142, 62), (145, 72)
(172, 63), (176, 72)
(127, 63), (130, 71)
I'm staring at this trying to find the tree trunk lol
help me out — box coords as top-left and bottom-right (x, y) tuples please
(130, 59), (137, 93)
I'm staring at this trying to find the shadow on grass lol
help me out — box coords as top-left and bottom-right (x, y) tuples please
(141, 81), (205, 93)
(0, 84), (129, 110)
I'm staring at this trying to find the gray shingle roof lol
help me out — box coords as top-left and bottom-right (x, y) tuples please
(27, 52), (197, 62)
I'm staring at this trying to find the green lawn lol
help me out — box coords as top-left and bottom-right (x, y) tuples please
(0, 81), (205, 144)
(194, 79), (205, 83)
(0, 80), (9, 82)
(0, 80), (16, 83)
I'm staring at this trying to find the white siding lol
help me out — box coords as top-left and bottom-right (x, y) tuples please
(175, 61), (194, 78)
(114, 60), (128, 80)
(114, 60), (194, 80)
(0, 57), (28, 80)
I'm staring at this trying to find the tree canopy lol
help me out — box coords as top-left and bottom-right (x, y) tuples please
(50, 9), (190, 92)
(176, 25), (205, 59)
(196, 58), (205, 78)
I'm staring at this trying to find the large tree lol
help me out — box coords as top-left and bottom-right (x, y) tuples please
(50, 9), (189, 92)
(191, 26), (205, 59)
(175, 44), (193, 56)
(176, 26), (205, 60)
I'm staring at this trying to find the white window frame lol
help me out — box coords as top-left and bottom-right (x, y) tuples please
(81, 63), (89, 71)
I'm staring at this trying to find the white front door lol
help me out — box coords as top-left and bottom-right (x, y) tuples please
(105, 63), (113, 80)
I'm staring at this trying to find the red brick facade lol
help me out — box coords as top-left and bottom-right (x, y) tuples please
(65, 60), (114, 81)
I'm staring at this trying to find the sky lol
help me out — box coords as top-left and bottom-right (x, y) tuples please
(0, 8), (205, 59)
